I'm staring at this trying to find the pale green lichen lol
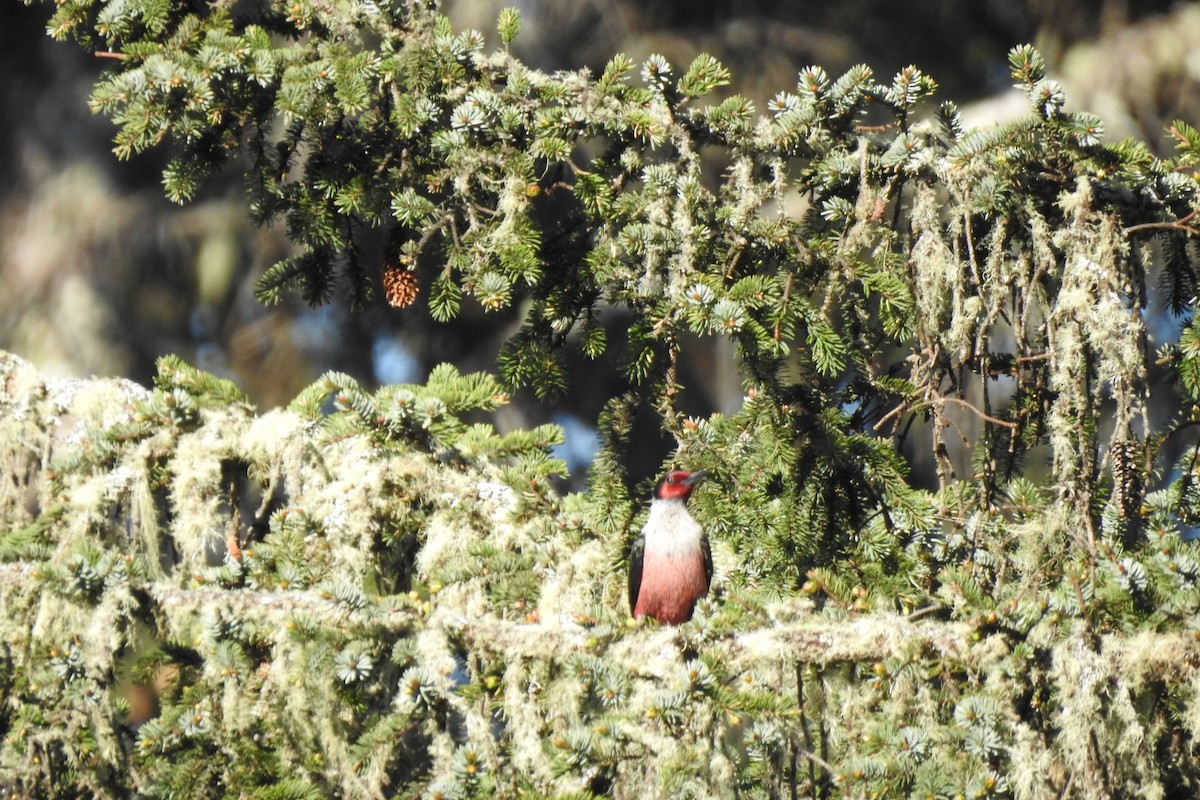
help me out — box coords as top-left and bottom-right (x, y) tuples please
(2, 149), (1200, 795)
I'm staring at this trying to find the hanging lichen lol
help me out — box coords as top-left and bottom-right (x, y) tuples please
(7, 1), (1200, 796)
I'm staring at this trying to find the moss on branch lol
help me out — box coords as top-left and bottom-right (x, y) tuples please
(5, 350), (1200, 798)
(12, 0), (1200, 794)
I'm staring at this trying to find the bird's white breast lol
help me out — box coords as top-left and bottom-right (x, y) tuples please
(642, 498), (704, 559)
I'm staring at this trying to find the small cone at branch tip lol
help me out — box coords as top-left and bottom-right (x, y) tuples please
(628, 469), (712, 624)
(383, 262), (419, 308)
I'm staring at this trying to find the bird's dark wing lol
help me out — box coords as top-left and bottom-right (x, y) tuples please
(702, 535), (713, 594)
(627, 535), (645, 615)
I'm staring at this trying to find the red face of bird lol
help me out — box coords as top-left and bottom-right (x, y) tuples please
(654, 469), (708, 501)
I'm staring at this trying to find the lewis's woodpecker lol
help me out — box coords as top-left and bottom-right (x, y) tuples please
(628, 469), (712, 624)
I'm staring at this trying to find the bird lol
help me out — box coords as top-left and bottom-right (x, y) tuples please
(628, 469), (712, 624)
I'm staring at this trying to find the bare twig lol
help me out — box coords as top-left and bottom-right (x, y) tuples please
(775, 273), (794, 342)
(1123, 208), (1200, 237)
(939, 396), (1018, 430)
(874, 395), (1016, 434)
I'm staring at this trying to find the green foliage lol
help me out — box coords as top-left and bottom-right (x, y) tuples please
(153, 353), (250, 407)
(0, 351), (573, 799)
(285, 364), (566, 492)
(15, 0), (1200, 796)
(495, 7), (521, 46)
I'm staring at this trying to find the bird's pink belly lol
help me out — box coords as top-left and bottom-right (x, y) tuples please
(634, 551), (710, 624)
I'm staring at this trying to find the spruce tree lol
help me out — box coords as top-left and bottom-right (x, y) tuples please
(5, 0), (1200, 797)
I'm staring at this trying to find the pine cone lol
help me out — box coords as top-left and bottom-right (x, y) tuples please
(383, 263), (419, 308)
(1109, 438), (1144, 547)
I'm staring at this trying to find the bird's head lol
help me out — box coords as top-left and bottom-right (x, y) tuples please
(654, 469), (708, 501)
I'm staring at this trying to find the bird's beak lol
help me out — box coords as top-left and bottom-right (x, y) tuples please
(682, 470), (708, 486)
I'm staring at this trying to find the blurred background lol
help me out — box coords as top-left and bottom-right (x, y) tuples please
(2, 0), (1199, 483)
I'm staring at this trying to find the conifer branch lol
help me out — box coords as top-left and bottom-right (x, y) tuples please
(11, 0), (1200, 793)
